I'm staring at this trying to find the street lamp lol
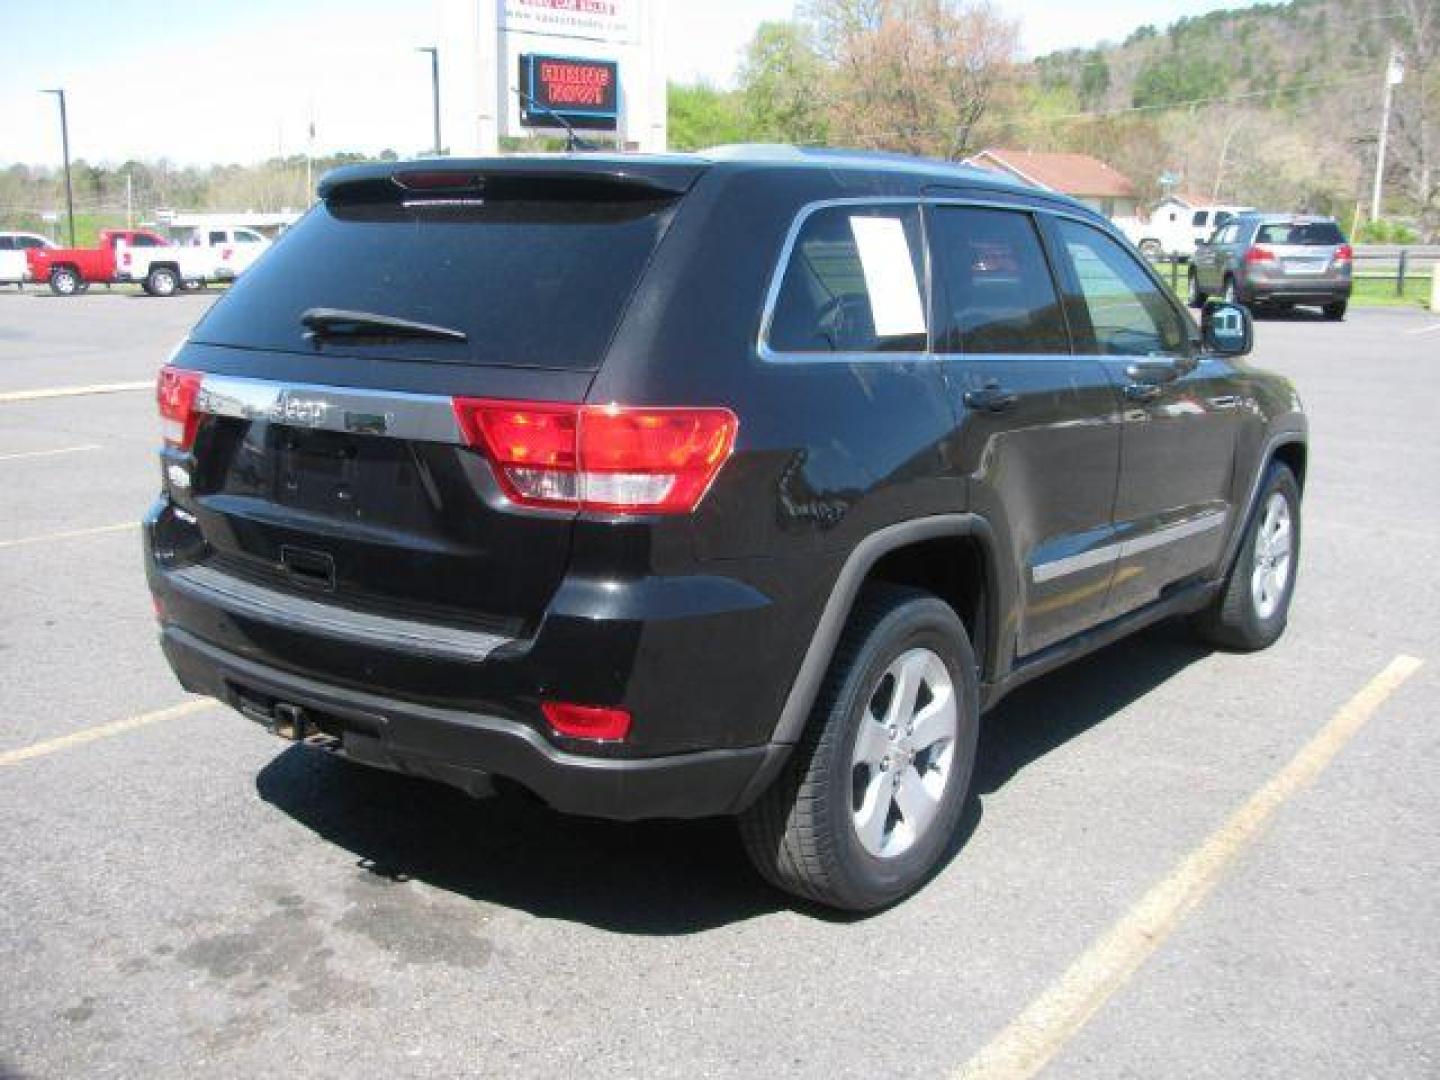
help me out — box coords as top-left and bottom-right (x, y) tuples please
(416, 46), (441, 156)
(40, 88), (76, 247)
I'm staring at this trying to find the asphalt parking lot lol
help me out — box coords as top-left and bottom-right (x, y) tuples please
(1, 289), (1437, 1079)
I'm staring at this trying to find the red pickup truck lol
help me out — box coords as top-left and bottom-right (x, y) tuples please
(27, 229), (215, 297)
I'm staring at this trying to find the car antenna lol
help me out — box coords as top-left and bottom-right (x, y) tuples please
(512, 86), (597, 153)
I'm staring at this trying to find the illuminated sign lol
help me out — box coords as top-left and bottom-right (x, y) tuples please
(519, 54), (620, 131)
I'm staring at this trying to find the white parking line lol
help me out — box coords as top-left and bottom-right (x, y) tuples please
(1404, 322), (1440, 335)
(954, 653), (1425, 1080)
(0, 381), (150, 403)
(0, 700), (216, 768)
(0, 444), (102, 463)
(0, 522), (137, 550)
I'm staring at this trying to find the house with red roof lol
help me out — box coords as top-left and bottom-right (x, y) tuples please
(964, 148), (1140, 219)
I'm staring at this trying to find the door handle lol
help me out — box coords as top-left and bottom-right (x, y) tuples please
(1124, 382), (1164, 403)
(964, 382), (1019, 413)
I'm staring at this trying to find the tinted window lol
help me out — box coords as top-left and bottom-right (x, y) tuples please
(1256, 220), (1345, 246)
(208, 231), (228, 245)
(1057, 220), (1187, 356)
(191, 191), (678, 370)
(932, 207), (1068, 354)
(1192, 211), (1209, 227)
(768, 205), (927, 354)
(17, 236), (45, 250)
(130, 233), (163, 247)
(235, 230), (263, 243)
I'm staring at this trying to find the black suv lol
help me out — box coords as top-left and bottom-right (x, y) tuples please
(145, 147), (1306, 911)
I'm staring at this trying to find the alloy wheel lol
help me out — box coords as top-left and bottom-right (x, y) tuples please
(1250, 491), (1293, 620)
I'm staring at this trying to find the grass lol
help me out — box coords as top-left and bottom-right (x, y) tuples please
(1350, 273), (1435, 309)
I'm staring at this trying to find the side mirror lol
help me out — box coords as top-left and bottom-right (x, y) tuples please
(1201, 300), (1252, 357)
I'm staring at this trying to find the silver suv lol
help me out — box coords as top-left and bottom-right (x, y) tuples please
(1189, 213), (1352, 320)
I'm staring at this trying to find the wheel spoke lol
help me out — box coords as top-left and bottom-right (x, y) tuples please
(853, 709), (890, 768)
(884, 655), (923, 731)
(893, 766), (939, 840)
(909, 690), (956, 753)
(854, 772), (892, 854)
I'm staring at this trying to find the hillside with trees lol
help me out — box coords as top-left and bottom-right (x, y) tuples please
(2, 0), (1435, 243)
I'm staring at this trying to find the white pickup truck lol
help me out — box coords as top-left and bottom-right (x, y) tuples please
(187, 225), (272, 281)
(1118, 204), (1253, 260)
(0, 232), (54, 286)
(113, 233), (225, 295)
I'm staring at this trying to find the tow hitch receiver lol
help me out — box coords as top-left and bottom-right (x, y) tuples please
(236, 692), (312, 741)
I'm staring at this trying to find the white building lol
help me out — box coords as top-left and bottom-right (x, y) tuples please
(439, 0), (668, 155)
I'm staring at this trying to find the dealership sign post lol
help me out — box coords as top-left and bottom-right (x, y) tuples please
(438, 0), (666, 154)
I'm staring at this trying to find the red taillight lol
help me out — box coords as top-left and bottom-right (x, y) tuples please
(452, 399), (738, 515)
(541, 702), (632, 742)
(157, 366), (202, 450)
(1245, 245), (1275, 264)
(1334, 243), (1353, 264)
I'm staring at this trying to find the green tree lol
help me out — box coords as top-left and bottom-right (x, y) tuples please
(666, 82), (746, 150)
(738, 21), (830, 144)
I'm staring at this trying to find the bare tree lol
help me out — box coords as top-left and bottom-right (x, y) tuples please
(803, 0), (1019, 160)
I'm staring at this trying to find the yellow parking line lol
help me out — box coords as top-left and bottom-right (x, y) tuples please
(0, 444), (102, 463)
(0, 522), (137, 550)
(0, 700), (216, 768)
(954, 653), (1424, 1080)
(0, 381), (150, 403)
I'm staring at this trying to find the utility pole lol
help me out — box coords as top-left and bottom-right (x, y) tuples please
(417, 46), (441, 155)
(41, 88), (75, 247)
(1371, 48), (1405, 223)
(125, 171), (133, 229)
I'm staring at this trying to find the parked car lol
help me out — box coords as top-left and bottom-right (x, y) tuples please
(1189, 213), (1353, 320)
(0, 231), (54, 286)
(26, 228), (222, 296)
(187, 225), (272, 280)
(144, 147), (1307, 911)
(1118, 203), (1252, 259)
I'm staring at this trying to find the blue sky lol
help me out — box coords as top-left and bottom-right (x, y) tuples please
(2, 0), (1262, 165)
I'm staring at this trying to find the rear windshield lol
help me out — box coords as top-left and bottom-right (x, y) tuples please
(1256, 221), (1345, 246)
(190, 188), (678, 370)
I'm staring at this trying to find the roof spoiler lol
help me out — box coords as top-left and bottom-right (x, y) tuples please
(318, 157), (707, 201)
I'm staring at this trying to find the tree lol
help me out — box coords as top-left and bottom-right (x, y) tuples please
(801, 0), (1019, 160)
(667, 82), (746, 150)
(738, 22), (830, 144)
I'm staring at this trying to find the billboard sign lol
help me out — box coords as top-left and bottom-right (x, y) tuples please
(519, 54), (620, 130)
(502, 0), (636, 44)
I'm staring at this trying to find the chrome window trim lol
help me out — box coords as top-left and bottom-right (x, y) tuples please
(757, 195), (1109, 365)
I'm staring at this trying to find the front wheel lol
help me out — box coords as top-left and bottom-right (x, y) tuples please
(1193, 463), (1301, 651)
(739, 586), (979, 911)
(49, 267), (80, 296)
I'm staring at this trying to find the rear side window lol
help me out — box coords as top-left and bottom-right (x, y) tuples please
(1056, 219), (1187, 356)
(767, 205), (927, 354)
(191, 188), (679, 370)
(1256, 221), (1344, 246)
(931, 206), (1068, 354)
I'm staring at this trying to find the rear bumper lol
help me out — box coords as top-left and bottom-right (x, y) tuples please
(1241, 279), (1351, 305)
(161, 624), (787, 820)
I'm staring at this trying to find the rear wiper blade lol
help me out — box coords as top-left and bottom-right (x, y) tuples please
(301, 307), (468, 343)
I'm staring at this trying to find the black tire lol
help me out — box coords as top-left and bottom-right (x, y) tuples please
(1193, 463), (1301, 651)
(146, 266), (179, 297)
(1187, 270), (1207, 308)
(49, 266), (80, 296)
(1323, 300), (1347, 321)
(739, 585), (980, 911)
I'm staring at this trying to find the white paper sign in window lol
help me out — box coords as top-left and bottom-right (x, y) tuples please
(848, 216), (926, 340)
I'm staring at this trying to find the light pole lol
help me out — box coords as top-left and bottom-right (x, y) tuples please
(41, 88), (75, 247)
(1370, 48), (1405, 223)
(416, 46), (441, 156)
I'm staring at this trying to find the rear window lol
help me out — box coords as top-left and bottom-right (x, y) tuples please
(1256, 221), (1345, 246)
(191, 187), (678, 370)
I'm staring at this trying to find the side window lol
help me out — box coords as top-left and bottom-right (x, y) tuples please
(18, 236), (45, 250)
(236, 230), (263, 243)
(1192, 211), (1209, 228)
(130, 233), (162, 247)
(767, 205), (927, 354)
(1056, 219), (1187, 357)
(0, 237), (12, 251)
(931, 206), (1069, 354)
(208, 231), (228, 246)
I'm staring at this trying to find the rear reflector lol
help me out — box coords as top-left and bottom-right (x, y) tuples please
(453, 399), (738, 515)
(157, 366), (203, 450)
(1334, 243), (1353, 264)
(541, 702), (632, 742)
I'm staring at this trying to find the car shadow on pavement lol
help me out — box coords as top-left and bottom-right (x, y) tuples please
(256, 621), (1210, 934)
